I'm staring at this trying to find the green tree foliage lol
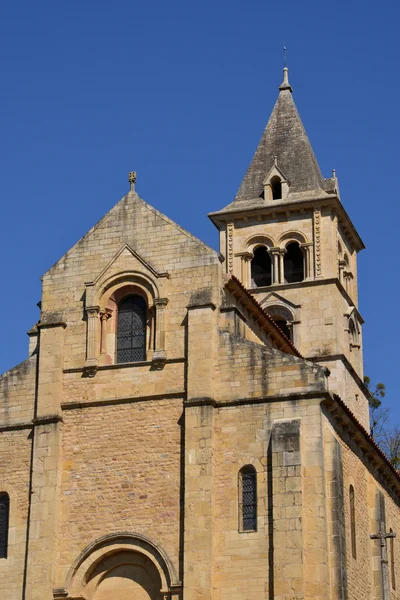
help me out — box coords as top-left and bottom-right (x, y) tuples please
(364, 376), (400, 470)
(364, 376), (386, 438)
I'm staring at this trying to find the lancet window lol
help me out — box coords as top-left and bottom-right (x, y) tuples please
(239, 465), (257, 532)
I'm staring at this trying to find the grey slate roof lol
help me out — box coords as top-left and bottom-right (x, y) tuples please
(232, 74), (325, 204)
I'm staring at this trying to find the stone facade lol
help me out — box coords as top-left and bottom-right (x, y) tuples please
(0, 68), (399, 600)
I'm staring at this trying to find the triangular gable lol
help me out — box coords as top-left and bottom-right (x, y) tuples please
(260, 291), (300, 310)
(43, 191), (219, 278)
(263, 161), (289, 186)
(85, 243), (169, 288)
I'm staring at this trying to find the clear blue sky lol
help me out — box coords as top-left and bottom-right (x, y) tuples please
(0, 1), (398, 420)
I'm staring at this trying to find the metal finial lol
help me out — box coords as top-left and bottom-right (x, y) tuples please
(128, 171), (137, 191)
(279, 48), (292, 93)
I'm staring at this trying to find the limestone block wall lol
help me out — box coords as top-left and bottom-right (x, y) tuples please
(210, 397), (331, 600)
(62, 361), (185, 406)
(230, 211), (313, 266)
(317, 358), (369, 431)
(55, 397), (184, 591)
(40, 192), (220, 370)
(258, 282), (353, 361)
(213, 331), (327, 403)
(323, 414), (400, 600)
(0, 356), (37, 600)
(0, 356), (36, 424)
(0, 429), (32, 600)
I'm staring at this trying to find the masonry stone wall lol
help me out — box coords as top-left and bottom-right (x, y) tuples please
(214, 331), (326, 403)
(323, 413), (400, 600)
(0, 430), (32, 600)
(0, 356), (36, 424)
(56, 398), (184, 591)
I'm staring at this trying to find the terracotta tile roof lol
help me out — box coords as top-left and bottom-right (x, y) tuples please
(326, 393), (400, 486)
(225, 275), (303, 358)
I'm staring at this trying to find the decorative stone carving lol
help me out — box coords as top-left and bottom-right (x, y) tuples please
(128, 171), (137, 191)
(100, 308), (112, 355)
(227, 222), (234, 274)
(313, 208), (322, 278)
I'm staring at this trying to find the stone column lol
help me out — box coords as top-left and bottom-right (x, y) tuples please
(153, 298), (168, 364)
(84, 306), (100, 376)
(300, 242), (313, 280)
(100, 309), (112, 355)
(269, 248), (280, 284)
(278, 248), (286, 284)
(236, 252), (253, 288)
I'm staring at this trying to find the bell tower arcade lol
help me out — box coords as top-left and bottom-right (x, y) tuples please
(209, 67), (369, 428)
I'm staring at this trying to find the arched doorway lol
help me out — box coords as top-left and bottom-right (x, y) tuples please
(91, 552), (162, 600)
(64, 533), (179, 600)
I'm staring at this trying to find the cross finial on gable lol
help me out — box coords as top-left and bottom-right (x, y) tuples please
(128, 171), (137, 191)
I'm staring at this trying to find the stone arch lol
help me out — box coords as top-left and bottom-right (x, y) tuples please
(246, 234), (275, 254)
(91, 272), (160, 365)
(95, 271), (160, 310)
(64, 532), (179, 599)
(277, 230), (308, 247)
(263, 303), (295, 342)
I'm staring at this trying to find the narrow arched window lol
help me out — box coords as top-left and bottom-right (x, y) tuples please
(390, 528), (396, 589)
(239, 465), (257, 532)
(284, 242), (304, 283)
(116, 295), (147, 363)
(0, 493), (10, 559)
(349, 485), (356, 559)
(271, 176), (282, 200)
(251, 247), (272, 288)
(266, 306), (294, 342)
(349, 319), (357, 350)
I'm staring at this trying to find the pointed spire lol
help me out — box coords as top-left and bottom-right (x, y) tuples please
(228, 67), (324, 203)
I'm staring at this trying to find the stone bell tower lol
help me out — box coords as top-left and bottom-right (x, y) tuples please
(209, 67), (369, 428)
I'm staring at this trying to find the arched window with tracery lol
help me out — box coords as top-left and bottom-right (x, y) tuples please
(116, 295), (147, 363)
(284, 242), (304, 283)
(0, 493), (10, 559)
(251, 247), (272, 288)
(271, 176), (282, 200)
(349, 485), (356, 559)
(239, 465), (257, 532)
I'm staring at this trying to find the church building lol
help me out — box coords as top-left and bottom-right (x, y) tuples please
(0, 67), (399, 600)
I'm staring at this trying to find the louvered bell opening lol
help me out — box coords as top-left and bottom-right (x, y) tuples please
(0, 494), (9, 559)
(116, 295), (147, 364)
(242, 472), (257, 531)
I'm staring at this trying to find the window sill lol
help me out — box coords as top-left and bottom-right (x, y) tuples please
(64, 357), (185, 374)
